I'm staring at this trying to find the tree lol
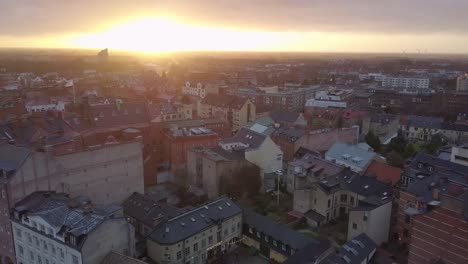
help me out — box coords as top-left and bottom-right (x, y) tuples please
(402, 143), (416, 159)
(386, 151), (405, 168)
(365, 131), (382, 152)
(218, 166), (261, 199)
(387, 131), (407, 154)
(423, 134), (446, 155)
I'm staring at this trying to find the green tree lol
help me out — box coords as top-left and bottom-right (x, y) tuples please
(387, 131), (407, 154)
(386, 151), (405, 168)
(423, 134), (446, 154)
(402, 143), (416, 159)
(365, 131), (382, 152)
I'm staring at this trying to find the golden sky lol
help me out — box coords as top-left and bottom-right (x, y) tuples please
(1, 0), (468, 53)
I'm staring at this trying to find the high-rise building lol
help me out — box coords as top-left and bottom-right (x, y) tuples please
(456, 74), (468, 91)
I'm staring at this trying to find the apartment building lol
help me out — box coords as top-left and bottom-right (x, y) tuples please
(361, 113), (399, 143)
(182, 81), (221, 98)
(0, 142), (144, 263)
(199, 94), (255, 132)
(381, 76), (430, 89)
(242, 207), (331, 263)
(147, 197), (242, 264)
(456, 74), (468, 91)
(293, 172), (393, 245)
(11, 192), (135, 264)
(219, 128), (283, 189)
(396, 152), (468, 263)
(187, 147), (259, 198)
(401, 115), (468, 143)
(450, 145), (468, 166)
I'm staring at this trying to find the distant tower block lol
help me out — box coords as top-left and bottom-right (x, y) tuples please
(97, 48), (109, 63)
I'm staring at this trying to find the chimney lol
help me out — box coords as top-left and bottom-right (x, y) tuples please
(432, 188), (440, 200)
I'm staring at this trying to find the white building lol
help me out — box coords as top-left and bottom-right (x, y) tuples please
(25, 98), (69, 112)
(12, 192), (135, 264)
(456, 74), (468, 91)
(182, 81), (220, 98)
(382, 76), (430, 89)
(305, 91), (347, 109)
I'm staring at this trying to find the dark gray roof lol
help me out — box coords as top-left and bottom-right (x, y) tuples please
(0, 143), (30, 173)
(273, 126), (306, 142)
(221, 127), (267, 149)
(408, 115), (443, 129)
(14, 191), (121, 249)
(283, 240), (331, 264)
(101, 251), (146, 264)
(122, 192), (180, 227)
(269, 110), (300, 123)
(408, 152), (468, 183)
(149, 197), (242, 245)
(441, 122), (468, 132)
(320, 233), (377, 264)
(90, 101), (151, 129)
(242, 207), (315, 250)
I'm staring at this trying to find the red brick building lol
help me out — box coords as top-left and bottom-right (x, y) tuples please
(164, 127), (218, 184)
(408, 208), (468, 264)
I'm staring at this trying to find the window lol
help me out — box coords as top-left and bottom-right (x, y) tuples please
(177, 251), (182, 260)
(231, 225), (235, 234)
(43, 240), (48, 250)
(201, 239), (206, 248)
(405, 215), (411, 224)
(208, 236), (213, 244)
(51, 245), (56, 255)
(15, 228), (22, 238)
(327, 199), (331, 208)
(340, 194), (347, 203)
(350, 197), (355, 206)
(403, 228), (409, 238)
(38, 256), (42, 264)
(30, 251), (34, 261)
(72, 255), (79, 264)
(256, 231), (261, 238)
(18, 245), (24, 255)
(60, 248), (65, 258)
(363, 212), (369, 221)
(193, 243), (198, 252)
(265, 235), (269, 242)
(352, 223), (357, 230)
(39, 224), (45, 232)
(184, 247), (190, 256)
(282, 244), (286, 251)
(224, 229), (228, 236)
(249, 227), (253, 234)
(273, 240), (277, 247)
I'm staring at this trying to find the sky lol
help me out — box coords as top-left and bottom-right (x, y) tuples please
(1, 0), (468, 53)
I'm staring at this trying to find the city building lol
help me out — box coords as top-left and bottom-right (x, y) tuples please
(101, 252), (146, 264)
(219, 128), (283, 188)
(381, 76), (430, 89)
(11, 191), (135, 264)
(187, 147), (259, 198)
(182, 81), (221, 98)
(0, 142), (144, 263)
(268, 110), (308, 128)
(401, 115), (468, 143)
(450, 145), (468, 166)
(293, 172), (393, 245)
(25, 97), (69, 112)
(199, 94), (255, 132)
(325, 143), (377, 173)
(396, 152), (468, 264)
(305, 90), (348, 109)
(242, 207), (331, 263)
(364, 160), (402, 186)
(456, 74), (468, 91)
(122, 193), (180, 237)
(303, 127), (360, 153)
(147, 197), (242, 264)
(272, 127), (307, 162)
(286, 153), (344, 193)
(163, 126), (218, 183)
(362, 113), (399, 144)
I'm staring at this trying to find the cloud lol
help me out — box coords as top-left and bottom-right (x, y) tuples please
(1, 0), (468, 36)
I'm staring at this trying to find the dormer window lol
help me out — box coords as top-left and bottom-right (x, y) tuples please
(70, 235), (77, 246)
(427, 166), (434, 172)
(417, 163), (424, 169)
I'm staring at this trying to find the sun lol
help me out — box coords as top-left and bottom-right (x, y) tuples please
(70, 17), (295, 53)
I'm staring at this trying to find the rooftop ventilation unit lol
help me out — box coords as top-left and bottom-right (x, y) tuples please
(218, 206), (223, 210)
(190, 217), (196, 222)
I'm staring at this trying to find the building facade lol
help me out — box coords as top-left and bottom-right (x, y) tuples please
(147, 197), (242, 264)
(381, 76), (430, 89)
(11, 192), (135, 264)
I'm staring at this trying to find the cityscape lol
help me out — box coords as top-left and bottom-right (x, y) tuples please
(1, 1), (468, 264)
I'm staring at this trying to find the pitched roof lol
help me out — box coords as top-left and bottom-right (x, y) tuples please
(320, 233), (377, 264)
(408, 115), (443, 129)
(325, 142), (377, 171)
(220, 127), (267, 149)
(89, 101), (151, 129)
(101, 252), (146, 264)
(242, 207), (317, 250)
(273, 126), (306, 142)
(307, 127), (359, 152)
(122, 193), (180, 227)
(364, 160), (402, 186)
(201, 94), (248, 109)
(269, 110), (300, 123)
(14, 191), (121, 249)
(149, 197), (242, 245)
(0, 143), (30, 173)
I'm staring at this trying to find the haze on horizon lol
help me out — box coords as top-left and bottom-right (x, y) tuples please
(2, 0), (468, 54)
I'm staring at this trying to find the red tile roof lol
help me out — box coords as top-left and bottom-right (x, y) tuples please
(364, 160), (402, 185)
